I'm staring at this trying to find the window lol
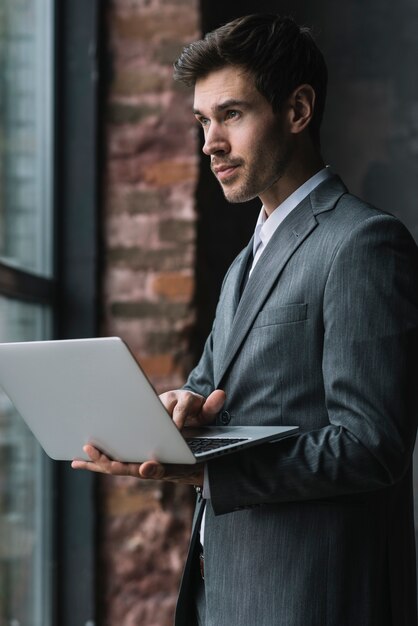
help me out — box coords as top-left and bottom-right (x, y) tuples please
(1, 0), (101, 622)
(0, 1), (54, 624)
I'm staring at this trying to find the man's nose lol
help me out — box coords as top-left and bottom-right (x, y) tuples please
(202, 123), (229, 156)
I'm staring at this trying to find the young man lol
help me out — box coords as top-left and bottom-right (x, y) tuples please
(73, 15), (418, 625)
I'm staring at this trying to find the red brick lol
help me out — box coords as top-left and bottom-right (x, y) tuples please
(111, 68), (168, 96)
(153, 272), (194, 300)
(139, 353), (177, 378)
(142, 159), (197, 186)
(114, 11), (198, 42)
(107, 247), (194, 271)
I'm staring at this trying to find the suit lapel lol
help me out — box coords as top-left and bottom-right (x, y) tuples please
(215, 175), (348, 386)
(227, 236), (255, 319)
(212, 238), (254, 365)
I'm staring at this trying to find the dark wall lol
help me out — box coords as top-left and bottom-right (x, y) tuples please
(319, 3), (418, 240)
(194, 0), (418, 571)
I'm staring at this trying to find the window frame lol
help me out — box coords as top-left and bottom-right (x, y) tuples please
(52, 1), (102, 624)
(0, 0), (102, 623)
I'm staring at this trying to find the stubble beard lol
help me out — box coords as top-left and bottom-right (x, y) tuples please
(216, 141), (294, 205)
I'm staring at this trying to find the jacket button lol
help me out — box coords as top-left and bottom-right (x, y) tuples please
(220, 410), (231, 425)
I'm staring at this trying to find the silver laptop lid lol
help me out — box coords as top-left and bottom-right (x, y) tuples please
(0, 337), (197, 463)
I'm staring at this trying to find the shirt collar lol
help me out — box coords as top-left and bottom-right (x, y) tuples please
(253, 167), (333, 255)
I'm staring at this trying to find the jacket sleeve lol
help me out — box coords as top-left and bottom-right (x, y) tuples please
(208, 215), (418, 515)
(182, 329), (216, 399)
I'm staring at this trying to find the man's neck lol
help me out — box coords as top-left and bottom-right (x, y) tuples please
(261, 148), (325, 217)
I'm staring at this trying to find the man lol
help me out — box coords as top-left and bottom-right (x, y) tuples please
(73, 15), (418, 625)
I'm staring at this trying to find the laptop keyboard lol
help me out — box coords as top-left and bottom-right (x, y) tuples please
(187, 437), (248, 456)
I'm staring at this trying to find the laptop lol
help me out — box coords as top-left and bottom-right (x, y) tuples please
(0, 337), (298, 464)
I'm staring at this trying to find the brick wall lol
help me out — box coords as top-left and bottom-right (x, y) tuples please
(100, 1), (200, 623)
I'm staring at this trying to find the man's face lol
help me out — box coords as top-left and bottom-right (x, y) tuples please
(193, 66), (293, 212)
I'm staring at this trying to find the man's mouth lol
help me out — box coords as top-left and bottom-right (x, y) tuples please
(212, 163), (241, 182)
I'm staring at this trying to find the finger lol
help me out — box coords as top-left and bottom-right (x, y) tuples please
(72, 445), (142, 477)
(199, 389), (226, 422)
(139, 460), (165, 480)
(71, 459), (111, 474)
(71, 458), (91, 470)
(83, 444), (106, 462)
(71, 444), (110, 471)
(159, 390), (181, 415)
(160, 390), (205, 429)
(172, 392), (204, 430)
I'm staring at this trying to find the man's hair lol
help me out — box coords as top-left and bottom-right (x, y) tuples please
(173, 14), (328, 145)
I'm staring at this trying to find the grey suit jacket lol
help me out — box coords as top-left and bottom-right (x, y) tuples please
(175, 175), (418, 626)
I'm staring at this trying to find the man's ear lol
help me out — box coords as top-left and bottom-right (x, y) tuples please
(287, 84), (316, 135)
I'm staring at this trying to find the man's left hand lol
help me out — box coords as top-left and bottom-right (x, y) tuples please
(71, 444), (204, 486)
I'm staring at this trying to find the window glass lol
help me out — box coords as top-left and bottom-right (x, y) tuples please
(0, 297), (52, 626)
(0, 0), (54, 624)
(0, 0), (53, 277)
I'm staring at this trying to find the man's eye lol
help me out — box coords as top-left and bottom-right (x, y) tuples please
(225, 110), (239, 120)
(198, 117), (210, 127)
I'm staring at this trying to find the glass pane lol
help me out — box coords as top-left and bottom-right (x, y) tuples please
(0, 0), (53, 277)
(0, 296), (52, 626)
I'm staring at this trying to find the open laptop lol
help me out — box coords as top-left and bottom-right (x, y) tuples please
(0, 337), (298, 464)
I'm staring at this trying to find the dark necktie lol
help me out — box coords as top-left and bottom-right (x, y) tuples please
(239, 251), (254, 299)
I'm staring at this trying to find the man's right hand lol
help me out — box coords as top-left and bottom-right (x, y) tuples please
(159, 388), (226, 431)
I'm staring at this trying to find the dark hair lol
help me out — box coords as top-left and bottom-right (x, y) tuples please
(174, 14), (328, 145)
